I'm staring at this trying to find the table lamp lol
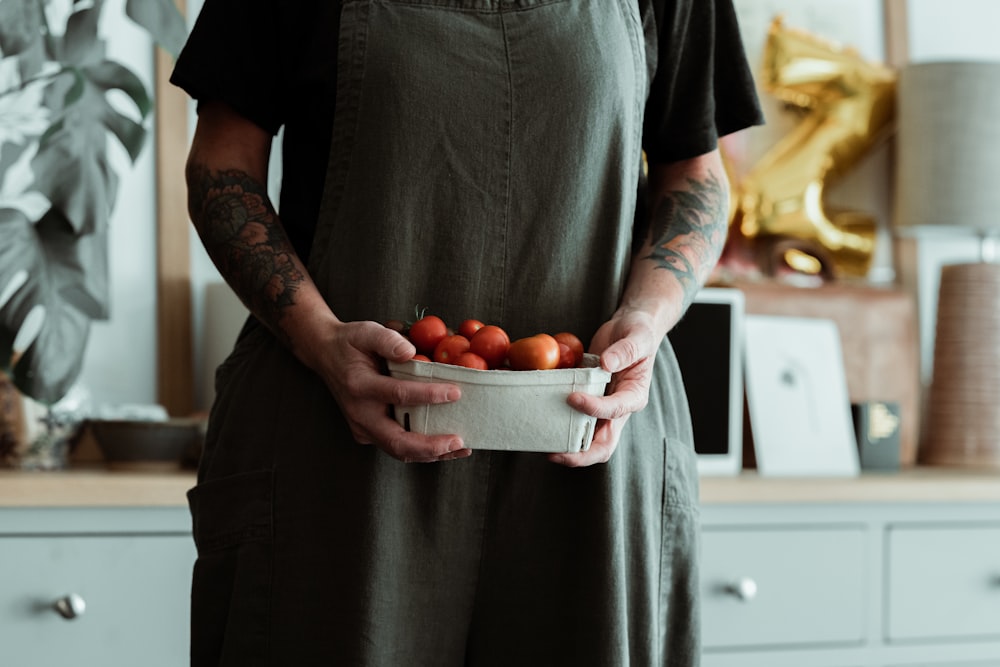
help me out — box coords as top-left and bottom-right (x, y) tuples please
(894, 60), (1000, 467)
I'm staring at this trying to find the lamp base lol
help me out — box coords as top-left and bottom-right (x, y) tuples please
(921, 262), (1000, 468)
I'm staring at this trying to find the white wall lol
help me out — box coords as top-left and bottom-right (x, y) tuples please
(74, 0), (157, 410)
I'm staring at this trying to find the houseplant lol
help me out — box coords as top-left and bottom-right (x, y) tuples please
(0, 0), (186, 406)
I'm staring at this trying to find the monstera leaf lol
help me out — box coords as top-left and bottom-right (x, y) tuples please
(0, 207), (98, 403)
(0, 0), (186, 404)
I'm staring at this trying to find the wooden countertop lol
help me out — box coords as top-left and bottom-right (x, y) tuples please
(699, 467), (1000, 504)
(0, 468), (196, 507)
(1, 467), (999, 508)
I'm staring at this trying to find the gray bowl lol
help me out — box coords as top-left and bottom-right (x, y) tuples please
(88, 418), (204, 471)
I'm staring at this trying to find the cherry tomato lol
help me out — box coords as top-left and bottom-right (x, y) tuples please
(412, 354), (432, 362)
(458, 319), (485, 340)
(470, 325), (510, 369)
(553, 331), (585, 368)
(507, 333), (560, 371)
(557, 343), (574, 369)
(453, 352), (489, 370)
(433, 334), (471, 364)
(408, 315), (448, 355)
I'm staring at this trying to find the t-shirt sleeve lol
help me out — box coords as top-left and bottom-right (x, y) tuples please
(642, 0), (764, 164)
(169, 0), (285, 135)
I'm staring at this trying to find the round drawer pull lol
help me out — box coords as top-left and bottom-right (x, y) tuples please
(726, 577), (758, 602)
(53, 594), (87, 620)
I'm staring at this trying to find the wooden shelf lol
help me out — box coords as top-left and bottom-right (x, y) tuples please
(0, 469), (195, 508)
(700, 467), (1000, 505)
(3, 466), (1000, 508)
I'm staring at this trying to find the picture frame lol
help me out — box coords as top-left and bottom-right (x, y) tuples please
(743, 315), (860, 477)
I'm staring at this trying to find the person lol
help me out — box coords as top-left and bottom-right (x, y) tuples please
(171, 1), (763, 664)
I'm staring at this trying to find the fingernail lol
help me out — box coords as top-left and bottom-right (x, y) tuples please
(445, 388), (461, 402)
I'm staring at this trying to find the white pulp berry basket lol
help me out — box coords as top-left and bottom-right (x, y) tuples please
(386, 354), (611, 453)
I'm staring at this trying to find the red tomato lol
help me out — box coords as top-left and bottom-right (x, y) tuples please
(553, 331), (585, 368)
(470, 325), (510, 369)
(557, 343), (574, 369)
(433, 334), (471, 364)
(458, 319), (485, 340)
(507, 333), (560, 371)
(453, 351), (489, 370)
(412, 354), (432, 362)
(408, 315), (448, 355)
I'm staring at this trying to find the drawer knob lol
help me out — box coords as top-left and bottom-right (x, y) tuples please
(53, 594), (87, 620)
(727, 577), (758, 602)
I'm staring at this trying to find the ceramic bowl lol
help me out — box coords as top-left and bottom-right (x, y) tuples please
(88, 418), (204, 472)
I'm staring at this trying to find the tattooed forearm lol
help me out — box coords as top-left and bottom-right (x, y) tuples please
(642, 172), (728, 303)
(186, 164), (305, 339)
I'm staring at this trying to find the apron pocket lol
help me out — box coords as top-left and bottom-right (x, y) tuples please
(188, 470), (274, 667)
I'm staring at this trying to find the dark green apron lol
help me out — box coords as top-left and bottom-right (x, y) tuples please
(189, 1), (700, 665)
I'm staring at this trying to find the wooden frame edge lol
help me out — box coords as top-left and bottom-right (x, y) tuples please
(884, 0), (910, 67)
(154, 0), (193, 417)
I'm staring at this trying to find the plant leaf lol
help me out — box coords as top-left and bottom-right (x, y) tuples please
(0, 0), (43, 57)
(36, 209), (109, 320)
(62, 66), (86, 107)
(61, 2), (105, 67)
(0, 207), (96, 404)
(125, 0), (187, 58)
(32, 121), (118, 236)
(85, 59), (152, 119)
(30, 57), (150, 236)
(100, 105), (146, 162)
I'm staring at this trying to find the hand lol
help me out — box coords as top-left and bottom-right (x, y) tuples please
(549, 308), (662, 467)
(312, 320), (471, 463)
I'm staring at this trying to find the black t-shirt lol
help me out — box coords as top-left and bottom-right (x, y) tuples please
(171, 0), (763, 263)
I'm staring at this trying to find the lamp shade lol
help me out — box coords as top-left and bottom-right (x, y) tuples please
(895, 61), (1000, 235)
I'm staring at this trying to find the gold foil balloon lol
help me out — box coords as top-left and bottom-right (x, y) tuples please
(723, 17), (896, 280)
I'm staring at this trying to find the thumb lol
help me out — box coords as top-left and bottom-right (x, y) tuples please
(601, 337), (643, 374)
(383, 328), (417, 362)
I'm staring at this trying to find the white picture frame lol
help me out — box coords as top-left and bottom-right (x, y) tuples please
(744, 315), (860, 477)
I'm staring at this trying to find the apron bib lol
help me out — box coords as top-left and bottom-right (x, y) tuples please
(189, 2), (701, 665)
(310, 0), (644, 339)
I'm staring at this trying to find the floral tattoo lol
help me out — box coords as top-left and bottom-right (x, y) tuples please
(187, 165), (304, 338)
(643, 172), (728, 304)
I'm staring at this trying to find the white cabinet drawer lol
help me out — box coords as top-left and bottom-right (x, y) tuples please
(887, 523), (1000, 642)
(701, 526), (867, 650)
(0, 534), (195, 667)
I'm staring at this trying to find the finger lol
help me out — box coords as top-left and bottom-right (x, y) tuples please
(403, 448), (475, 464)
(354, 374), (462, 407)
(347, 321), (417, 362)
(371, 416), (468, 462)
(383, 431), (471, 463)
(567, 387), (645, 421)
(600, 334), (649, 374)
(549, 418), (621, 467)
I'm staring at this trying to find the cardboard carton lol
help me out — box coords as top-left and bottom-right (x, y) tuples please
(387, 354), (611, 453)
